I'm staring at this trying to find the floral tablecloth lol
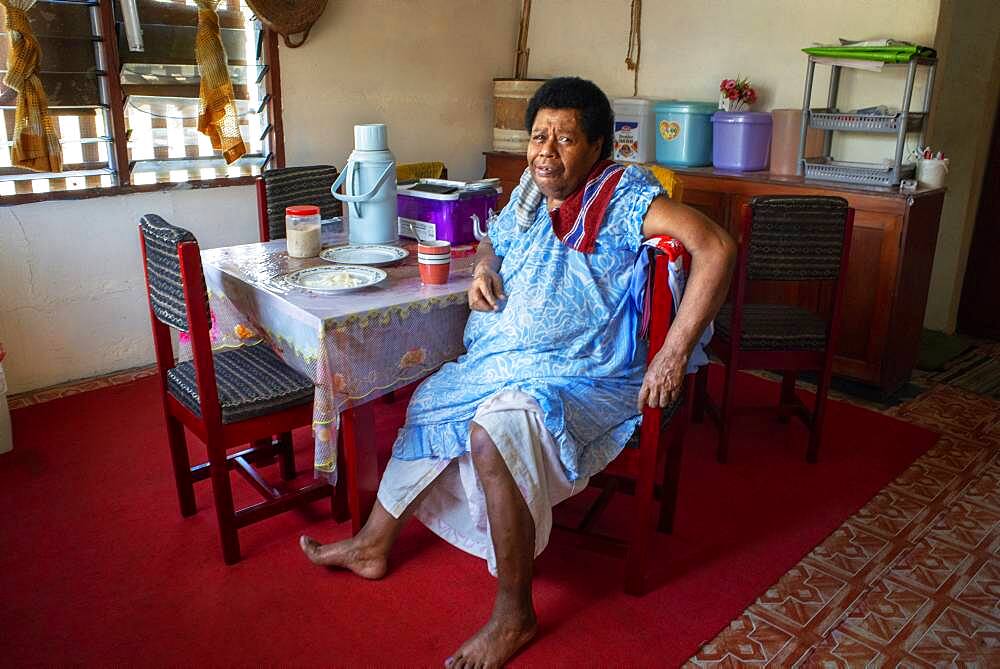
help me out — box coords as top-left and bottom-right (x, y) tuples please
(196, 231), (475, 482)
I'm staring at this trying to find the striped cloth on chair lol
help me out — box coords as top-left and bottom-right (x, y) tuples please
(139, 214), (209, 332)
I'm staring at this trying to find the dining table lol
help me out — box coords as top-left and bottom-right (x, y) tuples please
(191, 226), (477, 519)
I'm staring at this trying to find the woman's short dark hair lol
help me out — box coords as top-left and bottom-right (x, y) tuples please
(524, 77), (613, 159)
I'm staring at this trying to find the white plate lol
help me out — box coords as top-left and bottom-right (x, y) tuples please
(320, 244), (408, 266)
(282, 265), (386, 292)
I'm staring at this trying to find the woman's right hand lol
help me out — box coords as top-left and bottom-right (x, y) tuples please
(468, 264), (506, 312)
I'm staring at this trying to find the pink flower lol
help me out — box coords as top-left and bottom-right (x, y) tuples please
(727, 89), (740, 100)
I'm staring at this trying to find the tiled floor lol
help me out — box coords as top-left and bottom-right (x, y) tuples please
(9, 342), (1000, 667)
(688, 344), (1000, 667)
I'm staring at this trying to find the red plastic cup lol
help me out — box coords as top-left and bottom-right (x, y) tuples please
(417, 240), (451, 284)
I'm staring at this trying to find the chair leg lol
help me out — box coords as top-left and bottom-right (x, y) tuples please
(807, 364), (834, 464)
(716, 362), (739, 464)
(778, 372), (797, 424)
(165, 415), (196, 517)
(624, 438), (659, 596)
(692, 364), (709, 424)
(206, 432), (241, 565)
(276, 432), (296, 480)
(657, 410), (688, 534)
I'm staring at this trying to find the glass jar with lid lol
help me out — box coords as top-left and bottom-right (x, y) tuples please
(285, 205), (321, 258)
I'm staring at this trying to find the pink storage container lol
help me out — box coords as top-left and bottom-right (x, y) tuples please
(711, 111), (772, 171)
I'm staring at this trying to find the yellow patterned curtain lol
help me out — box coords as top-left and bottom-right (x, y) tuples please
(195, 0), (246, 164)
(1, 0), (62, 172)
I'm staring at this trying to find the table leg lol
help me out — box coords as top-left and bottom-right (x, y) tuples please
(337, 404), (381, 535)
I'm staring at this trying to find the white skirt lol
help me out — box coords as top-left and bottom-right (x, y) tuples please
(376, 389), (590, 575)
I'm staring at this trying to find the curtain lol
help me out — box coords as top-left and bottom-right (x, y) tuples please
(1, 0), (62, 172)
(195, 0), (246, 164)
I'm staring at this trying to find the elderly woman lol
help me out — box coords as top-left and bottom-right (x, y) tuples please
(302, 77), (735, 667)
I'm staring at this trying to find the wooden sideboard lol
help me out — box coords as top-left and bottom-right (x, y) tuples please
(484, 151), (946, 395)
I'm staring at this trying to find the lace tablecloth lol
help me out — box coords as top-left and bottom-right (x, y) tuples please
(197, 231), (475, 482)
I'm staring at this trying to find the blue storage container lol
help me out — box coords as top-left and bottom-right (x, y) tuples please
(654, 100), (716, 167)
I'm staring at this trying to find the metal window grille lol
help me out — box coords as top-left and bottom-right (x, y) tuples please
(0, 0), (272, 196)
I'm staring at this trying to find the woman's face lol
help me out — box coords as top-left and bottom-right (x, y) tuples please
(526, 108), (603, 205)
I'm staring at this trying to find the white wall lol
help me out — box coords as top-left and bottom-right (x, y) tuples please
(0, 186), (258, 394)
(525, 0), (940, 163)
(279, 0), (521, 181)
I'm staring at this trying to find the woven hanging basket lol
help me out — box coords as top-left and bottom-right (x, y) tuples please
(245, 0), (328, 48)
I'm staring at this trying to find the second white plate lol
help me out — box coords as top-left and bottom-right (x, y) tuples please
(320, 244), (408, 266)
(283, 265), (387, 292)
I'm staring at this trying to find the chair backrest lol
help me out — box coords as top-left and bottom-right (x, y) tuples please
(744, 196), (850, 281)
(139, 214), (223, 423)
(259, 165), (342, 241)
(396, 161), (447, 183)
(138, 214), (209, 332)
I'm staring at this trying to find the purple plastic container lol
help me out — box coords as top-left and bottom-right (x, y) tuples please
(711, 111), (772, 171)
(397, 183), (500, 245)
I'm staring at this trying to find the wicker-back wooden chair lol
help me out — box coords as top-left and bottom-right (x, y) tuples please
(139, 214), (333, 564)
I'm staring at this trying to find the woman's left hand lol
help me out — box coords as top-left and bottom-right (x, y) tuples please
(637, 347), (688, 411)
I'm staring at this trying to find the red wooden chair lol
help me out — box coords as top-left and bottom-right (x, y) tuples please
(566, 244), (694, 596)
(139, 214), (333, 564)
(256, 165), (342, 242)
(694, 196), (854, 464)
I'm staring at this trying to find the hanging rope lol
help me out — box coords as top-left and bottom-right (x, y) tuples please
(625, 0), (642, 97)
(195, 0), (246, 164)
(1, 0), (62, 172)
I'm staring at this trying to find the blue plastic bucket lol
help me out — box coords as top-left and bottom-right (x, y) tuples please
(654, 100), (716, 167)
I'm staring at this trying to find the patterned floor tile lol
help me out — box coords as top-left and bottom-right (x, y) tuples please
(917, 435), (988, 474)
(886, 536), (972, 594)
(889, 385), (1000, 446)
(685, 610), (795, 667)
(888, 459), (964, 505)
(797, 628), (881, 668)
(963, 466), (1000, 511)
(806, 522), (891, 581)
(838, 580), (931, 645)
(753, 564), (851, 633)
(926, 500), (1000, 551)
(954, 559), (1000, 623)
(7, 365), (156, 409)
(908, 605), (1000, 666)
(852, 488), (931, 541)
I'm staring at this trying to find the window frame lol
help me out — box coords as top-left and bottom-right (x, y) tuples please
(0, 0), (285, 206)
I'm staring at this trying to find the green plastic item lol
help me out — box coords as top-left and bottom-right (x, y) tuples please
(802, 45), (935, 63)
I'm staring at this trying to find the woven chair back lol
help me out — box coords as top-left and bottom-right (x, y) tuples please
(139, 214), (209, 332)
(746, 196), (849, 281)
(262, 165), (341, 241)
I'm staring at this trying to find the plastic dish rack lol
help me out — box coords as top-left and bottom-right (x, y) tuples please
(803, 158), (916, 187)
(809, 110), (925, 133)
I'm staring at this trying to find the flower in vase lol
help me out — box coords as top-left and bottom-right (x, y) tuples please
(718, 76), (757, 112)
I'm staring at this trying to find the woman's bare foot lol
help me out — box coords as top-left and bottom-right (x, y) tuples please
(444, 605), (537, 669)
(299, 534), (388, 580)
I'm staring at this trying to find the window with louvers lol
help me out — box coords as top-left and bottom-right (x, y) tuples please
(118, 0), (270, 184)
(0, 0), (114, 195)
(0, 0), (274, 197)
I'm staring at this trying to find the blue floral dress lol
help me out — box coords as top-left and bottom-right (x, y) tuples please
(391, 165), (664, 481)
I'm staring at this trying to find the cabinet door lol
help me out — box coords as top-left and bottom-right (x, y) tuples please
(681, 188), (727, 230)
(832, 209), (901, 384)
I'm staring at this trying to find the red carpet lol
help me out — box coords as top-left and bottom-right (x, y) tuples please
(0, 369), (937, 667)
